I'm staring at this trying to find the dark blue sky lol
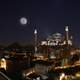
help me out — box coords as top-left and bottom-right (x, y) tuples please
(0, 0), (80, 45)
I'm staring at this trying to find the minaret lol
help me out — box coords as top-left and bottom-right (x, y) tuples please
(34, 29), (37, 54)
(65, 26), (69, 45)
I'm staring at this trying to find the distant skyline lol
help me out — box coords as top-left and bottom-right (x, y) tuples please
(0, 0), (80, 45)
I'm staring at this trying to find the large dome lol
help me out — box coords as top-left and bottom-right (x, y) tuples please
(47, 33), (62, 40)
(52, 33), (62, 39)
(46, 33), (63, 46)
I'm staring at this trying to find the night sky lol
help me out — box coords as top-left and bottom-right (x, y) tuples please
(0, 0), (80, 45)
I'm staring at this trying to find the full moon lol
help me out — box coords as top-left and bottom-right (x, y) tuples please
(20, 17), (27, 25)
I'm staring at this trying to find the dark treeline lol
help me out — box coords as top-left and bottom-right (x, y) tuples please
(0, 42), (35, 53)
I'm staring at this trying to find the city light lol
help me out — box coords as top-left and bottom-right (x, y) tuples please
(65, 26), (69, 32)
(34, 29), (37, 34)
(0, 58), (7, 70)
(59, 73), (65, 80)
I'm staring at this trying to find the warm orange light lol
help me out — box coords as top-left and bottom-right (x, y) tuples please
(0, 58), (7, 70)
